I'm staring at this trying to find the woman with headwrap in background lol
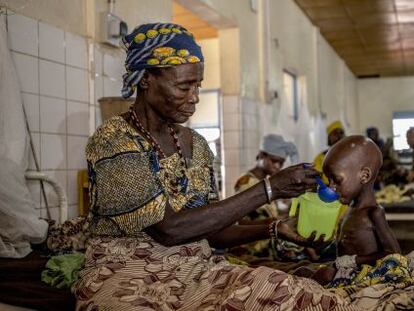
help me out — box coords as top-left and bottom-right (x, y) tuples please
(313, 120), (345, 184)
(228, 135), (304, 262)
(72, 23), (356, 310)
(229, 135), (328, 266)
(234, 134), (298, 225)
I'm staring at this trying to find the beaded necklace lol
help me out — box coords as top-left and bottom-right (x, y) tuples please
(129, 106), (188, 194)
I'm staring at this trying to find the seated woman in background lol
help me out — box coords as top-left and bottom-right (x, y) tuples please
(72, 23), (356, 310)
(229, 135), (322, 264)
(313, 120), (346, 184)
(377, 129), (414, 188)
(230, 135), (342, 270)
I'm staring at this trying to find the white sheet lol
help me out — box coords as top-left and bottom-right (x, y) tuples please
(0, 15), (47, 258)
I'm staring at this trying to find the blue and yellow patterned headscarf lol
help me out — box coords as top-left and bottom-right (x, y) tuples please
(121, 23), (204, 98)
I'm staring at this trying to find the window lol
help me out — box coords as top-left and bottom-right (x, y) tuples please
(188, 89), (221, 156)
(392, 111), (414, 150)
(188, 89), (222, 194)
(283, 70), (299, 121)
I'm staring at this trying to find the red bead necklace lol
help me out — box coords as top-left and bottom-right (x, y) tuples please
(129, 107), (188, 193)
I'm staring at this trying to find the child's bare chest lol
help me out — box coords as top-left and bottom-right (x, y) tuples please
(338, 209), (379, 256)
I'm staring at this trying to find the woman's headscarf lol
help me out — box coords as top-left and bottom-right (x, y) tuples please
(120, 23), (204, 98)
(260, 134), (299, 164)
(326, 120), (344, 136)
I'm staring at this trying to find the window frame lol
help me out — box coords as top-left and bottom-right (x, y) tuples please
(283, 69), (299, 122)
(392, 110), (414, 151)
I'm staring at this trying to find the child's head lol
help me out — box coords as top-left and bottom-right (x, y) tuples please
(322, 135), (382, 204)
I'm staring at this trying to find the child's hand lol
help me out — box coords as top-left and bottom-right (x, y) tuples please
(305, 231), (331, 251)
(275, 220), (304, 244)
(277, 221), (321, 247)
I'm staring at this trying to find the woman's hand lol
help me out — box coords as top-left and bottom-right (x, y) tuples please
(276, 218), (328, 249)
(270, 163), (319, 199)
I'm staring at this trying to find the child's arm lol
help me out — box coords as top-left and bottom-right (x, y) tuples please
(356, 206), (400, 265)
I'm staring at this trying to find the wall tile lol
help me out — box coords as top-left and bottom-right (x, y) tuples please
(22, 93), (40, 132)
(41, 134), (67, 170)
(67, 101), (89, 135)
(67, 136), (88, 169)
(94, 46), (103, 75)
(65, 32), (87, 69)
(67, 170), (78, 206)
(223, 148), (240, 168)
(39, 60), (65, 98)
(103, 53), (123, 79)
(223, 131), (240, 149)
(103, 76), (122, 97)
(94, 75), (103, 103)
(12, 52), (38, 93)
(40, 96), (66, 134)
(28, 133), (41, 170)
(7, 13), (38, 56)
(40, 206), (61, 223)
(241, 98), (258, 115)
(26, 179), (41, 209)
(242, 113), (258, 131)
(222, 96), (240, 115)
(39, 22), (64, 63)
(222, 113), (241, 131)
(66, 67), (88, 102)
(41, 170), (67, 208)
(68, 204), (79, 219)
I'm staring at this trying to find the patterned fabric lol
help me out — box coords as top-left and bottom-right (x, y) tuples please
(73, 234), (357, 311)
(329, 254), (412, 289)
(331, 253), (414, 311)
(47, 217), (90, 253)
(121, 23), (203, 98)
(85, 116), (218, 236)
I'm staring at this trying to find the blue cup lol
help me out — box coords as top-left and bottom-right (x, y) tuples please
(304, 164), (339, 203)
(315, 176), (339, 203)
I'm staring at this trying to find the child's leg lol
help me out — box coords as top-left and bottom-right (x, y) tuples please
(312, 265), (337, 286)
(293, 264), (337, 285)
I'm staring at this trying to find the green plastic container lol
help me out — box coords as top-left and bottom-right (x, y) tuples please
(289, 192), (342, 241)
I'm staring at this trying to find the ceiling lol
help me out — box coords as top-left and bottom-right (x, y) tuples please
(295, 0), (414, 78)
(172, 2), (218, 40)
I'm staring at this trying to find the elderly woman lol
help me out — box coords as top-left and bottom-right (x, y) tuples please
(73, 23), (355, 310)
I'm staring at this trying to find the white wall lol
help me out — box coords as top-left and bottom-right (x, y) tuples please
(6, 12), (90, 221)
(1, 0), (172, 37)
(357, 76), (414, 139)
(0, 0), (86, 36)
(266, 1), (358, 160)
(194, 0), (359, 195)
(198, 38), (220, 90)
